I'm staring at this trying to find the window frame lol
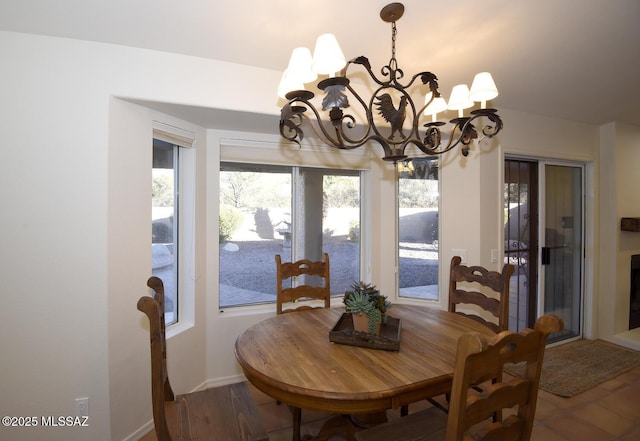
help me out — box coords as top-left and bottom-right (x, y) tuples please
(218, 162), (363, 309)
(152, 139), (180, 325)
(397, 157), (441, 303)
(152, 122), (196, 335)
(216, 134), (372, 313)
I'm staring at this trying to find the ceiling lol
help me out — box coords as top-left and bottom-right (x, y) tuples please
(2, 0), (640, 127)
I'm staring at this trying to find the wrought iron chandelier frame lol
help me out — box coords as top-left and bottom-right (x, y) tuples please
(279, 3), (503, 163)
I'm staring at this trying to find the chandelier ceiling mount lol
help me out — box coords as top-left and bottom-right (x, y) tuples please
(380, 2), (405, 24)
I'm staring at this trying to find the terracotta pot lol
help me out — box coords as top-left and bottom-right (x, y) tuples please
(352, 313), (380, 335)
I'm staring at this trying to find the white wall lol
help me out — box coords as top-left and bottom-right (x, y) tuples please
(598, 122), (640, 340)
(442, 107), (597, 273)
(614, 124), (640, 335)
(107, 99), (210, 441)
(0, 29), (623, 441)
(1, 32), (113, 441)
(0, 31), (282, 441)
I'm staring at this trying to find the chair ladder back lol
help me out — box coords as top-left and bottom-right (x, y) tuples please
(138, 276), (176, 441)
(448, 255), (515, 333)
(445, 315), (563, 441)
(275, 253), (331, 314)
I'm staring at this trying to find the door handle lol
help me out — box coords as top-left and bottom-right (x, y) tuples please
(541, 247), (551, 265)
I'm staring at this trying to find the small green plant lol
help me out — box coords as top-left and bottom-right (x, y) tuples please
(343, 282), (391, 334)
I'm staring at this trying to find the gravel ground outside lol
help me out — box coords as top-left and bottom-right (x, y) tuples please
(219, 237), (438, 308)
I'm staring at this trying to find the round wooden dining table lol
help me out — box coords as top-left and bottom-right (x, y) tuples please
(235, 304), (495, 439)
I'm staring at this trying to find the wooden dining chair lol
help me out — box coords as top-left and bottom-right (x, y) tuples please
(448, 255), (515, 333)
(415, 255), (515, 416)
(275, 253), (331, 314)
(275, 253), (331, 441)
(355, 314), (564, 441)
(138, 276), (269, 441)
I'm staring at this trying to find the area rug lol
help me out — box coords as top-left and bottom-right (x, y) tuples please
(504, 339), (640, 397)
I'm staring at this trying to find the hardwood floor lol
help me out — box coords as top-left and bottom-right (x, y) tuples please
(249, 364), (640, 441)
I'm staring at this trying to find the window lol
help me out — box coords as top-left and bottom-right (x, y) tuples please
(219, 162), (361, 308)
(152, 138), (179, 324)
(398, 158), (439, 300)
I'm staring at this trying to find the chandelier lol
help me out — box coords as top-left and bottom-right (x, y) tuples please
(278, 3), (503, 163)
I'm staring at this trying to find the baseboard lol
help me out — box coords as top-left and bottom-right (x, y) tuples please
(605, 330), (640, 351)
(123, 419), (154, 441)
(203, 373), (247, 389)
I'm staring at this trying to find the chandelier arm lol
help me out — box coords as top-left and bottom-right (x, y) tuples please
(420, 119), (477, 156)
(320, 82), (374, 147)
(417, 135), (469, 157)
(332, 137), (374, 151)
(310, 117), (381, 152)
(295, 104), (372, 151)
(479, 110), (504, 137)
(279, 105), (305, 144)
(411, 102), (432, 144)
(406, 138), (442, 156)
(445, 125), (474, 151)
(279, 97), (347, 149)
(344, 56), (390, 88)
(405, 92), (421, 143)
(464, 110), (503, 143)
(423, 135), (460, 155)
(397, 71), (440, 95)
(299, 103), (350, 149)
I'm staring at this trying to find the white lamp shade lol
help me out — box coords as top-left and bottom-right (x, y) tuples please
(278, 69), (305, 99)
(286, 47), (317, 84)
(447, 84), (474, 111)
(424, 92), (448, 116)
(469, 72), (499, 103)
(312, 34), (346, 76)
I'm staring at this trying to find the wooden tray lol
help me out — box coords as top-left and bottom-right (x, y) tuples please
(329, 313), (401, 351)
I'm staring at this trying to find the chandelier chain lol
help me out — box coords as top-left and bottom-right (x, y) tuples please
(391, 21), (397, 67)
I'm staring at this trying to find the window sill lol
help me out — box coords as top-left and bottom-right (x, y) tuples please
(166, 320), (194, 339)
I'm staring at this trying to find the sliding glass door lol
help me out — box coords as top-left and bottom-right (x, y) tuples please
(541, 163), (583, 342)
(505, 159), (584, 342)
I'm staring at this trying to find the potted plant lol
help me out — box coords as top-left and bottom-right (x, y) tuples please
(343, 282), (392, 335)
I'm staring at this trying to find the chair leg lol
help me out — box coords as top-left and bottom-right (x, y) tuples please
(291, 406), (302, 441)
